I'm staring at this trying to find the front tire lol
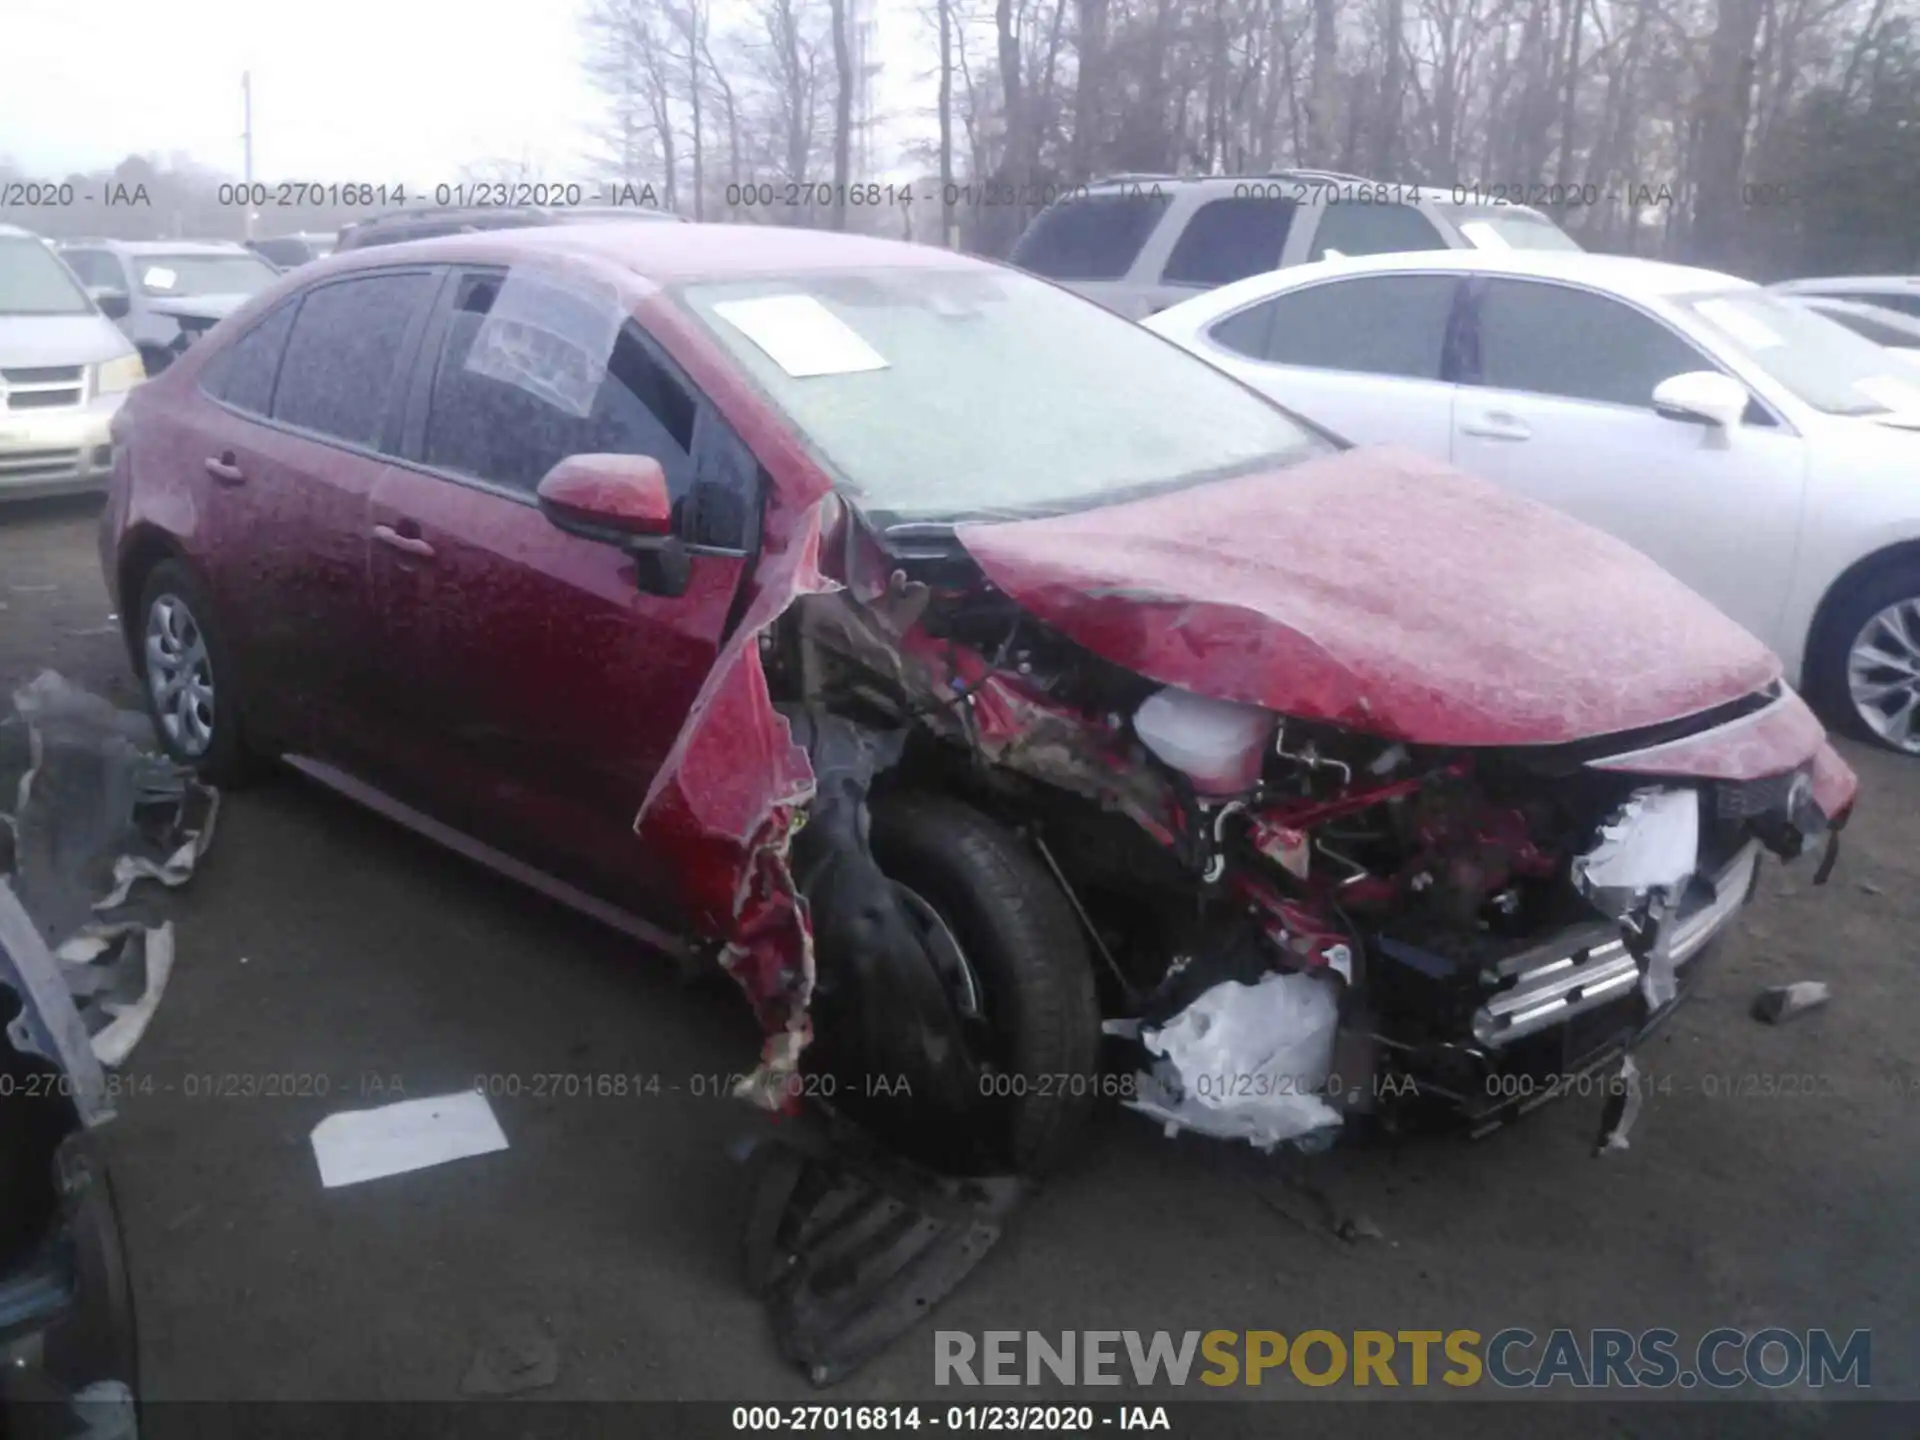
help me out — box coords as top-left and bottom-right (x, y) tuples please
(860, 793), (1103, 1175)
(1807, 566), (1920, 755)
(135, 559), (257, 786)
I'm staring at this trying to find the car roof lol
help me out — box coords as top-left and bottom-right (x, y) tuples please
(1251, 247), (1750, 298)
(1773, 275), (1920, 294)
(60, 239), (255, 255)
(385, 221), (988, 283)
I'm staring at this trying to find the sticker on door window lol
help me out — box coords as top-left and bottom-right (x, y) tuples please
(141, 265), (178, 291)
(711, 294), (889, 378)
(464, 266), (625, 418)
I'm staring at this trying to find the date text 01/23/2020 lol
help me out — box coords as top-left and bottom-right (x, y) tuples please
(730, 1405), (1172, 1432)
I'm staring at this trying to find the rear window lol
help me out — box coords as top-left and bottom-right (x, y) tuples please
(1009, 192), (1171, 281)
(1161, 196), (1299, 287)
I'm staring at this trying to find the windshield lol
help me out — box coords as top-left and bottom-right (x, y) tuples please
(1678, 289), (1920, 416)
(133, 252), (279, 298)
(675, 266), (1328, 527)
(0, 236), (96, 316)
(1437, 205), (1584, 252)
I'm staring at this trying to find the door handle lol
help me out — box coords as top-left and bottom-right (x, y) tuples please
(1461, 412), (1532, 441)
(372, 523), (435, 559)
(204, 452), (245, 485)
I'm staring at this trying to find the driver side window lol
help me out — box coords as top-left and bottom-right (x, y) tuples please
(419, 270), (759, 550)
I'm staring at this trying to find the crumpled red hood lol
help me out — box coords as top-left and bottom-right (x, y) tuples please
(955, 445), (1783, 747)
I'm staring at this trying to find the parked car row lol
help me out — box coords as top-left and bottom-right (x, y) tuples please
(89, 211), (1860, 1178)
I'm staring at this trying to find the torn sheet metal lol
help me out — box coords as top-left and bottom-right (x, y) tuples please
(1126, 970), (1343, 1151)
(952, 446), (1781, 747)
(309, 1091), (510, 1189)
(634, 496), (840, 1108)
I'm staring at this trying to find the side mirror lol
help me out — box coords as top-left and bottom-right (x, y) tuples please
(535, 453), (689, 597)
(90, 287), (131, 321)
(1652, 371), (1749, 429)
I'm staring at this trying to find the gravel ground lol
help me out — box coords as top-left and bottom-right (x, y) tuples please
(2, 495), (1914, 1432)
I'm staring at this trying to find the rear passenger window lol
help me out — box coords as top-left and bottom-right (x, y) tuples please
(1161, 197), (1298, 287)
(421, 270), (700, 508)
(62, 250), (125, 289)
(1474, 280), (1708, 408)
(202, 302), (298, 415)
(271, 272), (434, 447)
(1009, 193), (1172, 281)
(1219, 275), (1459, 380)
(1308, 203), (1446, 261)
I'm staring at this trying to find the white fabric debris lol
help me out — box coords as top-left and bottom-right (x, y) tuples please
(311, 1091), (509, 1189)
(1574, 787), (1699, 895)
(92, 790), (220, 911)
(1125, 970), (1342, 1151)
(712, 294), (890, 377)
(1595, 1053), (1645, 1154)
(57, 921), (174, 1068)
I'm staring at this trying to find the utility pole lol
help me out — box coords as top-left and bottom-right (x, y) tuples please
(242, 71), (256, 239)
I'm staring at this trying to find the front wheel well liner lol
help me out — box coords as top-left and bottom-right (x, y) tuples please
(117, 527), (186, 659)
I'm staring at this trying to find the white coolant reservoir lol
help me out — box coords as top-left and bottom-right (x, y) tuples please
(1133, 686), (1276, 796)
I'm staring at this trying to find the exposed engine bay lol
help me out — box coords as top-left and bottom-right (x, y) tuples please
(728, 505), (1851, 1163)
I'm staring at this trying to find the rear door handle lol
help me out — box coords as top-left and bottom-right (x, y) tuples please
(372, 523), (435, 559)
(1461, 412), (1533, 442)
(204, 452), (245, 485)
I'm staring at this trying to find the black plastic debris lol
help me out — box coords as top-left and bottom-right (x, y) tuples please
(739, 1119), (1026, 1388)
(1751, 981), (1831, 1025)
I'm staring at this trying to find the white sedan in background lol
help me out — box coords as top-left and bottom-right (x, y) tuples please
(1144, 249), (1920, 753)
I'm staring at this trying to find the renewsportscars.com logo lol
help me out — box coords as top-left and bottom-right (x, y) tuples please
(934, 1328), (1871, 1390)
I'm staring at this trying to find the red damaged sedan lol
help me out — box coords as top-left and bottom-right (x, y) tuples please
(98, 223), (1858, 1174)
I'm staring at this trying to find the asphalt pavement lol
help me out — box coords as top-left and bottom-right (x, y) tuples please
(2, 495), (1915, 1426)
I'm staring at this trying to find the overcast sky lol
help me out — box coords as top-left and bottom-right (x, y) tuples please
(2, 0), (930, 185)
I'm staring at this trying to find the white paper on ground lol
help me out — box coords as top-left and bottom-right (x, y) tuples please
(712, 294), (890, 377)
(310, 1090), (508, 1189)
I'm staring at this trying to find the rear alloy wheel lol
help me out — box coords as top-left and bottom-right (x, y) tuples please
(136, 559), (256, 785)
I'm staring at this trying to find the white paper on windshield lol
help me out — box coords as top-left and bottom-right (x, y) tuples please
(713, 294), (889, 378)
(1458, 221), (1512, 251)
(141, 266), (178, 292)
(1853, 373), (1920, 411)
(1695, 299), (1784, 350)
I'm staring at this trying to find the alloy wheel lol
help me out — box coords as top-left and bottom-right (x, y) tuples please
(1846, 597), (1920, 753)
(144, 594), (216, 757)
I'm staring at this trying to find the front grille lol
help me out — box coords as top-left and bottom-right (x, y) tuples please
(1, 365), (83, 385)
(0, 449), (82, 480)
(1, 364), (85, 411)
(6, 390), (74, 411)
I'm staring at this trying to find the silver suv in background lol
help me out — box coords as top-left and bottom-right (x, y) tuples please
(0, 225), (145, 501)
(56, 239), (280, 374)
(1008, 169), (1583, 319)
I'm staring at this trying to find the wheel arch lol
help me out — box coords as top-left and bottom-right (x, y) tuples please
(1805, 539), (1920, 669)
(116, 526), (188, 661)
